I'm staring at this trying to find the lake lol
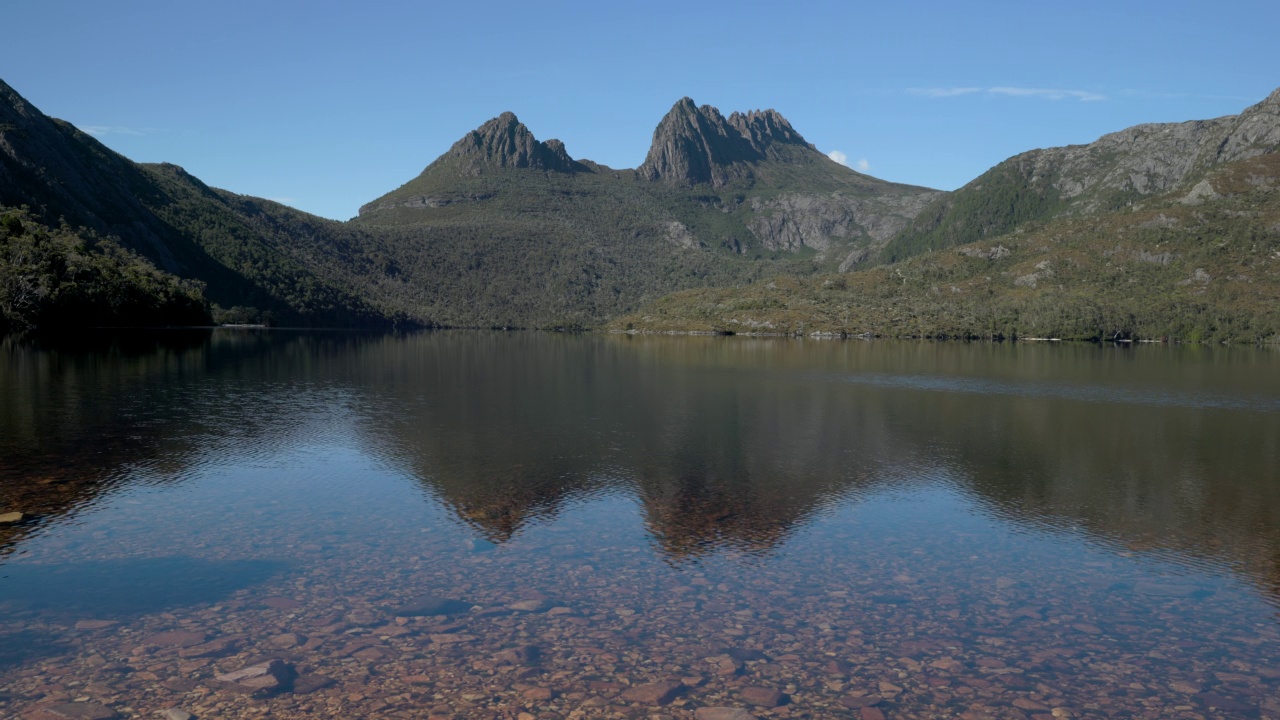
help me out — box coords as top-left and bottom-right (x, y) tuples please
(1, 330), (1278, 720)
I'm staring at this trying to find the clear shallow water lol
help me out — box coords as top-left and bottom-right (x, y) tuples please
(0, 331), (1278, 719)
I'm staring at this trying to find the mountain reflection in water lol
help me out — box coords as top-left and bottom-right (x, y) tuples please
(2, 331), (1278, 591)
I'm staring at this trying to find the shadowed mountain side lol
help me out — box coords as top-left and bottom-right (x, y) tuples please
(0, 80), (391, 327)
(881, 87), (1280, 263)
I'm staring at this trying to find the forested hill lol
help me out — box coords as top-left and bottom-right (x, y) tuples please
(0, 79), (393, 328)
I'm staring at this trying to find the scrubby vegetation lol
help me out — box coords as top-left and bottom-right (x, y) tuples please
(615, 154), (1280, 344)
(0, 207), (210, 332)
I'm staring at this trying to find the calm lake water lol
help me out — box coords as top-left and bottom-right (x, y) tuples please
(1, 331), (1278, 720)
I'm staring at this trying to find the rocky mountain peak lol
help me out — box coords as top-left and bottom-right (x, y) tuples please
(728, 109), (809, 152)
(445, 112), (584, 174)
(640, 98), (815, 187)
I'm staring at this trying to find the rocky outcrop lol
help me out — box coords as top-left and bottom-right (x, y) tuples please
(748, 191), (944, 255)
(883, 87), (1280, 261)
(639, 98), (814, 187)
(445, 112), (588, 175)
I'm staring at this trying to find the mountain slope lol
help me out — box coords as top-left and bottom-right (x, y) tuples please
(881, 89), (1280, 263)
(0, 79), (392, 326)
(614, 152), (1280, 343)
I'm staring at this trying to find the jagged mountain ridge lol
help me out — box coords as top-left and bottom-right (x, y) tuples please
(445, 111), (587, 175)
(881, 88), (1280, 263)
(358, 98), (944, 267)
(638, 97), (812, 187)
(8, 76), (1279, 336)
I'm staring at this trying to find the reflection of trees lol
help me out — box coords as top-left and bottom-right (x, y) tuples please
(1, 331), (212, 557)
(0, 329), (384, 558)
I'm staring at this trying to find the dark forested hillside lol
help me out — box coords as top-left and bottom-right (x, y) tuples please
(0, 207), (210, 332)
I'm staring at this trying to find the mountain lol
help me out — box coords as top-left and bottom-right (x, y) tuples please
(639, 98), (813, 186)
(351, 99), (942, 326)
(614, 150), (1280, 343)
(0, 79), (391, 328)
(1, 81), (944, 331)
(881, 88), (1280, 263)
(360, 98), (943, 273)
(11, 75), (1277, 340)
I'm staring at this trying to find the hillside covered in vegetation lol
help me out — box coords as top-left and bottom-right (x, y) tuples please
(0, 207), (210, 332)
(614, 153), (1280, 343)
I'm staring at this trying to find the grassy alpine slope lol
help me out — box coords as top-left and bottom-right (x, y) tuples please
(612, 153), (1280, 343)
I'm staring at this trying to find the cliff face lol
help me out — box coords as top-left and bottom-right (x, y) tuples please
(443, 111), (588, 175)
(638, 98), (815, 187)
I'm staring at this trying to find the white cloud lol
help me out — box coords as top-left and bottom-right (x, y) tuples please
(907, 87), (982, 98)
(828, 151), (871, 173)
(909, 86), (1106, 102)
(987, 86), (1106, 102)
(78, 125), (146, 137)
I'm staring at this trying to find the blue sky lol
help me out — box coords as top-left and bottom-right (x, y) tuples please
(4, 0), (1277, 219)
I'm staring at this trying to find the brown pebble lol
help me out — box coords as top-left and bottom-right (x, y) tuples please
(269, 633), (304, 648)
(31, 702), (118, 720)
(292, 673), (336, 695)
(620, 681), (683, 705)
(522, 686), (555, 700)
(740, 686), (784, 707)
(144, 631), (207, 648)
(213, 659), (296, 695)
(178, 636), (241, 659)
(696, 709), (758, 720)
(840, 694), (883, 709)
